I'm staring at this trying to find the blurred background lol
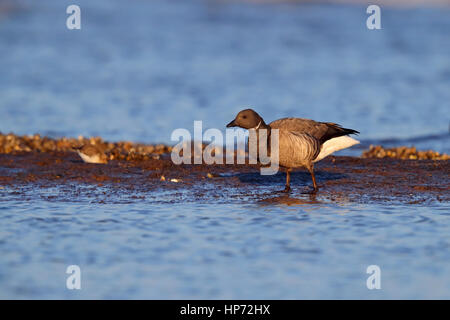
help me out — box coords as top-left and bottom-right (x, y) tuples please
(0, 0), (449, 153)
(1, 0), (450, 300)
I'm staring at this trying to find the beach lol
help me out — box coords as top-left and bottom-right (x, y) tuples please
(0, 134), (448, 205)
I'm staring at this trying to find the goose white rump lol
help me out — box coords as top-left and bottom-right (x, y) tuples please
(314, 136), (360, 162)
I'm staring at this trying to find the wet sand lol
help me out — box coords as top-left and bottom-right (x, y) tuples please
(0, 149), (448, 205)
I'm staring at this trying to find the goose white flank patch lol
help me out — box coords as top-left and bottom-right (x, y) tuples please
(227, 109), (360, 192)
(74, 144), (108, 164)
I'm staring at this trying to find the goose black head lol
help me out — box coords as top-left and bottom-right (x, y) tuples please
(226, 109), (265, 130)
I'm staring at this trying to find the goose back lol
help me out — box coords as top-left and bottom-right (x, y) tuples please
(270, 117), (358, 144)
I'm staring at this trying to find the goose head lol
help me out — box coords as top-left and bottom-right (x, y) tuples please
(226, 109), (265, 130)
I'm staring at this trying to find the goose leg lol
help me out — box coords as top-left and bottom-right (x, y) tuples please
(306, 164), (318, 193)
(282, 168), (292, 192)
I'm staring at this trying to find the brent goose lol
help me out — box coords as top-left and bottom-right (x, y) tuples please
(227, 109), (359, 192)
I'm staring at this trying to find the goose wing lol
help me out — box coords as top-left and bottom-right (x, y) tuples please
(270, 118), (359, 144)
(276, 130), (321, 164)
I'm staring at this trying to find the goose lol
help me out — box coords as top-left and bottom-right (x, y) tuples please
(226, 109), (360, 193)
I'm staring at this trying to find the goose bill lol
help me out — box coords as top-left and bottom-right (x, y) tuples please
(226, 119), (237, 127)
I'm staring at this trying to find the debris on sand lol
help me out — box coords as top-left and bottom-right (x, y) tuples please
(0, 133), (172, 161)
(362, 145), (449, 160)
(0, 132), (449, 204)
(2, 133), (449, 162)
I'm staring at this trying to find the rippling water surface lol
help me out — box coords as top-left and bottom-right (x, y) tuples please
(0, 189), (449, 299)
(0, 0), (449, 299)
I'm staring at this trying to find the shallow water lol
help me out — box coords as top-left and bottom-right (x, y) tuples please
(0, 0), (449, 299)
(0, 189), (449, 299)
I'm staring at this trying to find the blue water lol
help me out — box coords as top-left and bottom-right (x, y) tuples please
(1, 189), (449, 299)
(0, 0), (449, 299)
(0, 0), (449, 152)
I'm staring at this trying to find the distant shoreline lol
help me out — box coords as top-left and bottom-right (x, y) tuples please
(1, 133), (448, 160)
